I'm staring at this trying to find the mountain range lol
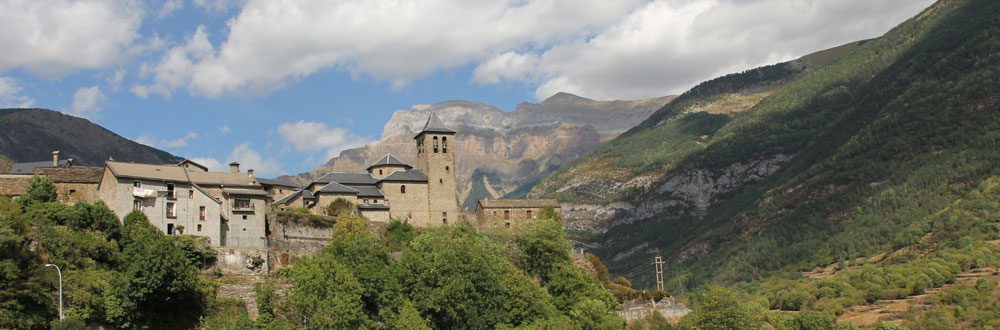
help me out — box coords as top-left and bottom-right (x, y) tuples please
(0, 108), (183, 168)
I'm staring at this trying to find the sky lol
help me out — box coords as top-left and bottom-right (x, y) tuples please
(0, 0), (935, 177)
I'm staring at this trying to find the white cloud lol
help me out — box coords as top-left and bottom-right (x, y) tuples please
(0, 0), (145, 78)
(278, 120), (371, 160)
(0, 77), (35, 108)
(133, 131), (198, 148)
(219, 125), (231, 134)
(134, 0), (645, 98)
(475, 0), (937, 100)
(106, 69), (126, 92)
(157, 0), (184, 19)
(69, 86), (106, 119)
(226, 143), (282, 175)
(188, 157), (226, 172)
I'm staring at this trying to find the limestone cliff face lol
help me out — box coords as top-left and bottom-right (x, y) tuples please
(283, 93), (673, 209)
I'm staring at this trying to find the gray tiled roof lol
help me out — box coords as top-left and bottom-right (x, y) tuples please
(302, 190), (315, 200)
(318, 182), (359, 194)
(348, 185), (384, 198)
(257, 177), (301, 188)
(416, 112), (455, 136)
(359, 203), (390, 210)
(381, 169), (428, 182)
(9, 160), (70, 174)
(314, 172), (378, 185)
(366, 154), (412, 170)
(274, 190), (300, 204)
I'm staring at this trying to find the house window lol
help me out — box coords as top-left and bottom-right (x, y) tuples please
(504, 210), (510, 220)
(189, 190), (194, 199)
(197, 224), (202, 232)
(166, 183), (175, 199)
(199, 206), (206, 220)
(527, 210), (532, 219)
(433, 136), (439, 153)
(242, 215), (248, 220)
(68, 189), (76, 197)
(167, 223), (174, 235)
(379, 169), (383, 175)
(400, 185), (406, 194)
(445, 166), (449, 171)
(234, 198), (251, 210)
(442, 137), (448, 153)
(505, 222), (511, 229)
(133, 181), (141, 189)
(439, 179), (443, 184)
(133, 200), (141, 210)
(166, 202), (176, 217)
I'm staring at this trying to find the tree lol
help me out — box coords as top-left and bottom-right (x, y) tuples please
(24, 175), (57, 204)
(514, 218), (572, 282)
(324, 213), (401, 323)
(586, 253), (611, 283)
(538, 207), (561, 222)
(0, 199), (54, 329)
(71, 200), (122, 242)
(104, 212), (203, 330)
(285, 251), (372, 329)
(398, 222), (557, 329)
(384, 219), (415, 252)
(545, 264), (624, 329)
(677, 285), (766, 330)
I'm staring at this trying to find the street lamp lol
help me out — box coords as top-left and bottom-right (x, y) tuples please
(44, 264), (63, 320)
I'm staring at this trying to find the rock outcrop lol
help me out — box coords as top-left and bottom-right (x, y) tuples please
(280, 93), (674, 209)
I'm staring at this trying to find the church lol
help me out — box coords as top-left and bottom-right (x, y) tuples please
(276, 113), (462, 227)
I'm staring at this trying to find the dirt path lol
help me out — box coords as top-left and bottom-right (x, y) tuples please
(836, 267), (999, 327)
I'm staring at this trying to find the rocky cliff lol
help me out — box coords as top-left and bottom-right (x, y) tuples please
(280, 93), (674, 209)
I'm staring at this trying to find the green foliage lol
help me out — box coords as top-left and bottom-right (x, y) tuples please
(388, 299), (431, 330)
(587, 253), (611, 283)
(285, 248), (372, 329)
(677, 285), (766, 330)
(324, 212), (401, 323)
(105, 211), (204, 330)
(71, 200), (122, 242)
(614, 276), (632, 289)
(50, 315), (87, 330)
(174, 235), (218, 269)
(384, 219), (415, 252)
(398, 222), (557, 329)
(538, 207), (561, 222)
(274, 211), (336, 227)
(513, 218), (572, 282)
(0, 201), (54, 329)
(24, 174), (57, 204)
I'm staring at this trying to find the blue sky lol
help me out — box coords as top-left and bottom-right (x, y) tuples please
(0, 0), (934, 177)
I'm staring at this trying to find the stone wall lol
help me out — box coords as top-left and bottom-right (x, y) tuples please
(212, 246), (270, 276)
(267, 213), (336, 271)
(616, 299), (691, 323)
(382, 181), (430, 226)
(215, 283), (290, 320)
(0, 174), (31, 197)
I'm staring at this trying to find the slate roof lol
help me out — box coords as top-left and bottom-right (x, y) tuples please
(415, 112), (455, 137)
(477, 199), (561, 209)
(317, 182), (359, 194)
(33, 167), (103, 183)
(381, 169), (428, 182)
(257, 177), (301, 188)
(9, 160), (71, 174)
(348, 185), (384, 198)
(314, 172), (378, 185)
(366, 154), (412, 170)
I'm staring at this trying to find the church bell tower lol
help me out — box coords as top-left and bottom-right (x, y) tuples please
(415, 112), (460, 226)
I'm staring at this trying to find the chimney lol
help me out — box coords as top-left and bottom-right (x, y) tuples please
(52, 151), (59, 167)
(247, 169), (254, 177)
(229, 162), (240, 173)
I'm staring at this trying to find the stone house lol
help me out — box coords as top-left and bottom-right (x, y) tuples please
(276, 113), (462, 227)
(475, 199), (561, 229)
(0, 151), (101, 203)
(98, 160), (268, 247)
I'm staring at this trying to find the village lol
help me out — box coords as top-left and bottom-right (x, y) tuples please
(0, 113), (560, 251)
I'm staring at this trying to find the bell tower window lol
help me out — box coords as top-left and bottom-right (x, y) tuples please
(433, 136), (439, 153)
(442, 137), (448, 153)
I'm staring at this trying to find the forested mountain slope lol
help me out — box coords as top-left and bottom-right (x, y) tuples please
(532, 0), (1000, 295)
(0, 108), (183, 166)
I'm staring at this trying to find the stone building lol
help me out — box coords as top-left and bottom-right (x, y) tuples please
(0, 151), (102, 203)
(276, 113), (462, 227)
(97, 160), (268, 247)
(475, 199), (561, 229)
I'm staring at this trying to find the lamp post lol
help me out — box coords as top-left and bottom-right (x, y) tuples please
(44, 264), (63, 320)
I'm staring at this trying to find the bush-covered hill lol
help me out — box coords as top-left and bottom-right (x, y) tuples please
(0, 108), (183, 166)
(532, 0), (1000, 301)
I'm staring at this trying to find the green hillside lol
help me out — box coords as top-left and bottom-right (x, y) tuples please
(536, 0), (1000, 305)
